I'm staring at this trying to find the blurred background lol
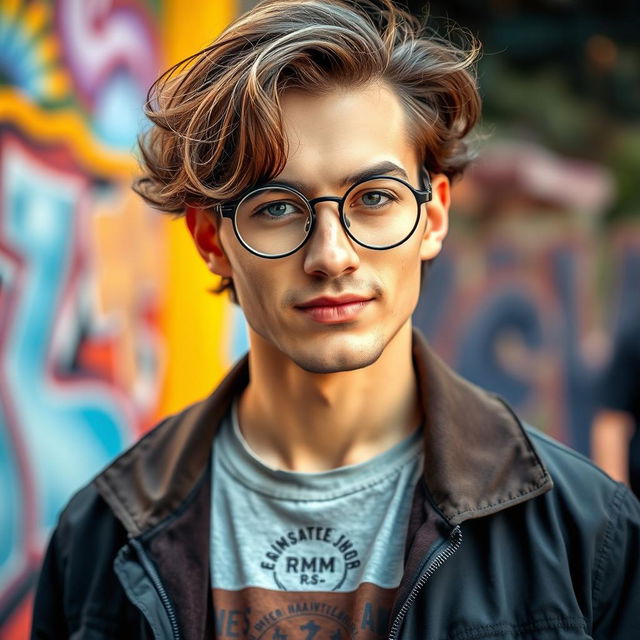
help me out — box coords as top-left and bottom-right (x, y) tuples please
(0, 0), (638, 636)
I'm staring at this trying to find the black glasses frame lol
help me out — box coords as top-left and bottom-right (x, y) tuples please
(217, 173), (432, 259)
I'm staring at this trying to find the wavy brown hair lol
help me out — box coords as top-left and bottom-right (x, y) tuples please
(133, 0), (481, 294)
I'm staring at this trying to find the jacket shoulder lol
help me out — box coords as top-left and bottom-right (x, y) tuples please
(525, 426), (619, 490)
(56, 481), (129, 556)
(465, 426), (640, 638)
(524, 426), (639, 540)
(524, 427), (640, 637)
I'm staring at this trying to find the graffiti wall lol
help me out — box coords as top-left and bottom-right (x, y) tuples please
(416, 221), (640, 453)
(415, 145), (640, 456)
(0, 1), (235, 637)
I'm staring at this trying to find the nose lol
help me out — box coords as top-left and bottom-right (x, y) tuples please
(303, 201), (360, 278)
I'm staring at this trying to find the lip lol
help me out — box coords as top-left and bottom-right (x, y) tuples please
(296, 295), (373, 308)
(295, 295), (374, 324)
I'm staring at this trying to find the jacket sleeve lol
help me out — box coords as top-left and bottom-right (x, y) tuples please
(30, 526), (68, 639)
(592, 483), (640, 639)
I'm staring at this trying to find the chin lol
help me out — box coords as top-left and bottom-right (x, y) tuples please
(289, 334), (386, 374)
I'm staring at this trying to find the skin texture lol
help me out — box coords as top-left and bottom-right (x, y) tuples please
(187, 82), (450, 471)
(591, 409), (634, 485)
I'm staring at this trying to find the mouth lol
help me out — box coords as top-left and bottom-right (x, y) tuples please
(295, 295), (375, 324)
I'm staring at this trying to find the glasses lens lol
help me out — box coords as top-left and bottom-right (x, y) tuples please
(235, 187), (312, 256)
(343, 178), (419, 249)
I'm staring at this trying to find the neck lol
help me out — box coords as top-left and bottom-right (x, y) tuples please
(238, 322), (421, 471)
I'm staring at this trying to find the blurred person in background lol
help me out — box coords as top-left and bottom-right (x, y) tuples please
(31, 1), (640, 639)
(592, 324), (640, 497)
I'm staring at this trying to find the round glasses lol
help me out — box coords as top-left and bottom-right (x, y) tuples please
(217, 174), (432, 259)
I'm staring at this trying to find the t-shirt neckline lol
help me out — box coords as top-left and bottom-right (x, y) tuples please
(214, 399), (424, 501)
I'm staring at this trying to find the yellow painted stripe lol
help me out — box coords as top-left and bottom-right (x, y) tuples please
(2, 0), (24, 21)
(156, 0), (238, 418)
(22, 1), (48, 35)
(0, 90), (137, 176)
(163, 0), (237, 66)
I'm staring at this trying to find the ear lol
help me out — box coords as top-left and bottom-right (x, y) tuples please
(185, 206), (233, 278)
(420, 173), (450, 261)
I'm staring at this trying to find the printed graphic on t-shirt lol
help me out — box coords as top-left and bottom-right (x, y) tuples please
(259, 526), (360, 590)
(212, 583), (395, 639)
(210, 407), (424, 639)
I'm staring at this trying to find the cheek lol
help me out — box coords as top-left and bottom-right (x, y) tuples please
(399, 261), (423, 307)
(379, 250), (423, 314)
(221, 248), (264, 311)
(227, 257), (289, 333)
(232, 267), (271, 313)
(399, 235), (425, 283)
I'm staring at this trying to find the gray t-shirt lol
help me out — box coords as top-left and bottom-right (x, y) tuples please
(210, 402), (423, 639)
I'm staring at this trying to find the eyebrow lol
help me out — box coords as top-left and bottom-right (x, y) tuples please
(270, 161), (410, 194)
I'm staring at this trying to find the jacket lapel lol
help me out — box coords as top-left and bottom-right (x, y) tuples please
(94, 355), (248, 536)
(412, 331), (552, 524)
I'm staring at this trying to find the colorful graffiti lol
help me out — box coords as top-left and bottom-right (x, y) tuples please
(0, 0), (167, 636)
(415, 219), (640, 456)
(0, 0), (238, 633)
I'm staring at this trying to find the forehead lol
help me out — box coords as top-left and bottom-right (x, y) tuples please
(277, 82), (420, 190)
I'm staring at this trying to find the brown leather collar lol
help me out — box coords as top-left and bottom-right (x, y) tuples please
(411, 331), (552, 524)
(94, 330), (552, 536)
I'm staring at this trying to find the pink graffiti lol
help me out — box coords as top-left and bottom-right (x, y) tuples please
(55, 0), (160, 105)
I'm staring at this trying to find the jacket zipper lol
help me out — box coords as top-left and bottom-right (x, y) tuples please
(130, 539), (182, 640)
(388, 525), (462, 640)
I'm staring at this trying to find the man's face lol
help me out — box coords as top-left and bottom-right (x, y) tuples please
(191, 82), (449, 373)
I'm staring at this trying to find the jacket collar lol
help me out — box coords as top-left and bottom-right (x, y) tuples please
(94, 329), (552, 536)
(411, 330), (552, 523)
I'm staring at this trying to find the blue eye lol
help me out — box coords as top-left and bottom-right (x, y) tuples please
(360, 191), (393, 207)
(258, 201), (299, 218)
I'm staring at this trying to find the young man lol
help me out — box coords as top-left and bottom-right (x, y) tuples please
(32, 1), (640, 639)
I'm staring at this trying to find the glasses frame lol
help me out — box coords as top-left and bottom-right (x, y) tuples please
(217, 173), (432, 259)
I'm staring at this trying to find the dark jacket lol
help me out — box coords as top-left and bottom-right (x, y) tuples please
(31, 332), (640, 639)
